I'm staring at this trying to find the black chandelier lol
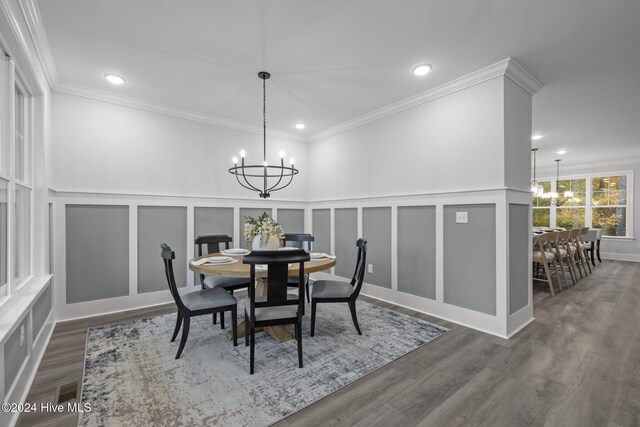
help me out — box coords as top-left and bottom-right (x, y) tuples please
(228, 71), (299, 198)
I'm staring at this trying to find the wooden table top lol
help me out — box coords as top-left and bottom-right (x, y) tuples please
(188, 252), (336, 277)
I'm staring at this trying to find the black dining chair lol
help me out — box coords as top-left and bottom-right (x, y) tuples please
(161, 243), (238, 359)
(243, 249), (310, 375)
(283, 233), (314, 303)
(310, 238), (367, 337)
(195, 235), (250, 327)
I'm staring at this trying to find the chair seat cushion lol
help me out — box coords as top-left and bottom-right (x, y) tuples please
(251, 305), (298, 321)
(287, 274), (309, 285)
(556, 248), (568, 258)
(311, 280), (354, 299)
(203, 275), (250, 290)
(181, 287), (237, 311)
(246, 294), (300, 321)
(532, 251), (555, 262)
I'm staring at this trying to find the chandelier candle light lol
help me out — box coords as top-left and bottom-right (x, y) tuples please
(229, 72), (299, 198)
(541, 159), (574, 206)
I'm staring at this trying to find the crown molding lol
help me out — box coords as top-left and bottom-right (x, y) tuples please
(18, 0), (59, 87)
(503, 58), (543, 95)
(0, 0), (49, 94)
(53, 81), (307, 143)
(308, 58), (542, 143)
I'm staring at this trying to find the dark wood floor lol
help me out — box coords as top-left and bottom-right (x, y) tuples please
(17, 260), (640, 427)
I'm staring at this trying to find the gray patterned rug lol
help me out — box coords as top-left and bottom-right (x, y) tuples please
(79, 300), (447, 426)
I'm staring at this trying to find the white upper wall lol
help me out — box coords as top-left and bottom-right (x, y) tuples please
(308, 77), (511, 201)
(51, 92), (309, 200)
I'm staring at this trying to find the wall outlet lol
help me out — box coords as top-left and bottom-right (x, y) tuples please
(20, 325), (25, 347)
(368, 264), (373, 274)
(456, 211), (468, 224)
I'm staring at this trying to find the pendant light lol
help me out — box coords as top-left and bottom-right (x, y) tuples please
(530, 148), (543, 196)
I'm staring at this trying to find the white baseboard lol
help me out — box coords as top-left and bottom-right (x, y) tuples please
(1, 312), (55, 427)
(601, 252), (640, 262)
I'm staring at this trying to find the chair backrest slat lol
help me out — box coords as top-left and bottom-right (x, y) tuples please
(244, 250), (310, 313)
(351, 239), (368, 298)
(283, 233), (314, 251)
(194, 234), (234, 286)
(161, 243), (187, 311)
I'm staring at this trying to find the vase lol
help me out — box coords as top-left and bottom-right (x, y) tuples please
(252, 234), (281, 250)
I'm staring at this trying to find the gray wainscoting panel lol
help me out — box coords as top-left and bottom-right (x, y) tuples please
(66, 205), (129, 304)
(312, 209), (331, 254)
(33, 284), (52, 338)
(239, 208), (271, 248)
(277, 209), (305, 234)
(334, 208), (358, 279)
(194, 207), (234, 241)
(138, 206), (187, 293)
(509, 204), (530, 314)
(398, 206), (436, 299)
(443, 204), (496, 315)
(362, 207), (392, 288)
(4, 316), (28, 394)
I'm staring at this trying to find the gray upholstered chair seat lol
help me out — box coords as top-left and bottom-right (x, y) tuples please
(254, 305), (298, 321)
(311, 280), (355, 299)
(203, 275), (250, 289)
(532, 251), (554, 262)
(181, 288), (237, 311)
(556, 248), (568, 258)
(287, 274), (309, 285)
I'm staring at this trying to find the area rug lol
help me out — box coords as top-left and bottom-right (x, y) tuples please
(79, 300), (448, 426)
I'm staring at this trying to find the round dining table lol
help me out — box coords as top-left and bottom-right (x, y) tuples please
(189, 251), (336, 343)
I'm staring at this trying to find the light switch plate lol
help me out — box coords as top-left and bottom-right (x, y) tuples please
(20, 325), (25, 347)
(456, 211), (468, 224)
(368, 264), (373, 274)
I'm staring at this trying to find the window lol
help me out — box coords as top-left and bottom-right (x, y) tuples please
(0, 55), (33, 306)
(531, 173), (632, 237)
(0, 180), (7, 300)
(556, 178), (586, 229)
(532, 181), (551, 227)
(592, 176), (627, 237)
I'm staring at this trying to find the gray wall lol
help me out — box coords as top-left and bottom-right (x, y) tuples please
(362, 207), (391, 288)
(65, 205), (129, 304)
(334, 208), (358, 278)
(312, 209), (331, 254)
(4, 316), (28, 394)
(194, 207), (234, 241)
(33, 285), (52, 338)
(138, 206), (187, 293)
(277, 208), (305, 234)
(398, 206), (436, 299)
(443, 204), (496, 315)
(509, 204), (530, 314)
(239, 208), (271, 249)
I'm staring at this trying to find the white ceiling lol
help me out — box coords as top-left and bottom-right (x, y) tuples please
(36, 0), (640, 167)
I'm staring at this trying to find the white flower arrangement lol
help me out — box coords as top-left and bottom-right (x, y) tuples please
(244, 213), (285, 247)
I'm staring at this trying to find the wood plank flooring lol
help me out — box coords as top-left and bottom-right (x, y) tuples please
(17, 260), (640, 427)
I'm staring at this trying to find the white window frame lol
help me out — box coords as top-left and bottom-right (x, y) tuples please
(535, 170), (634, 238)
(0, 55), (35, 309)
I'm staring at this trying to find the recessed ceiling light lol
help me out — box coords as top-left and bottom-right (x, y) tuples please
(531, 134), (543, 141)
(412, 64), (432, 76)
(557, 149), (567, 155)
(104, 74), (125, 85)
(294, 123), (306, 130)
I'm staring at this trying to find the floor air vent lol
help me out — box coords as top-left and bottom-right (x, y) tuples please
(54, 380), (80, 404)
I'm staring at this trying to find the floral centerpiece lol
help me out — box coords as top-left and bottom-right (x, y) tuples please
(244, 212), (284, 250)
